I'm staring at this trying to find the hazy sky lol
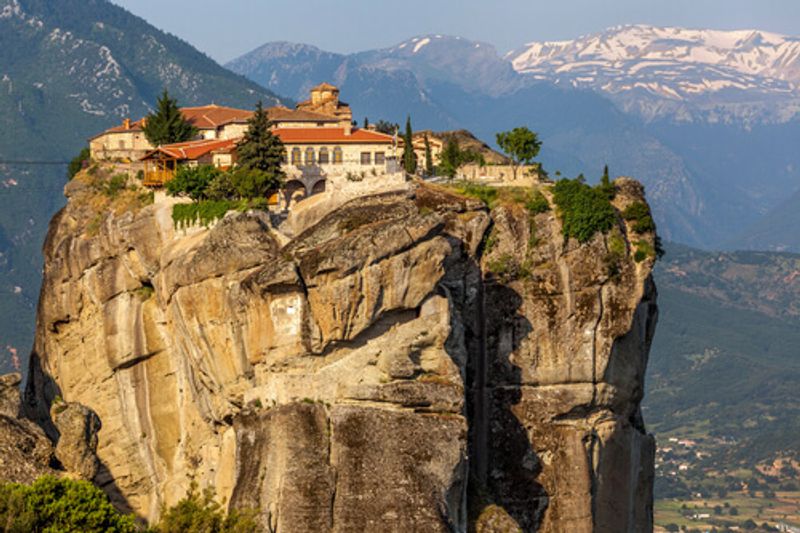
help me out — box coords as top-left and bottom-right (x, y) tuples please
(110, 0), (800, 63)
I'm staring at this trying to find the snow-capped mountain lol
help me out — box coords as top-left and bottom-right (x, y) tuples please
(509, 25), (800, 123)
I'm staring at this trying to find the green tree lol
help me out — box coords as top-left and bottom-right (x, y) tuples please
(0, 476), (137, 532)
(236, 101), (286, 186)
(495, 127), (542, 180)
(68, 147), (90, 179)
(166, 165), (222, 201)
(230, 168), (282, 199)
(143, 89), (197, 146)
(373, 120), (398, 135)
(155, 481), (258, 533)
(363, 117), (369, 128)
(402, 116), (417, 175)
(424, 134), (434, 176)
(439, 139), (462, 178)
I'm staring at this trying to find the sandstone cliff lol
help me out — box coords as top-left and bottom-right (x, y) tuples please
(24, 170), (658, 532)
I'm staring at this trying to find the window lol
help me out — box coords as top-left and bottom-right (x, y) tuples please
(318, 147), (329, 164)
(374, 152), (385, 165)
(360, 152), (372, 165)
(305, 147), (316, 165)
(333, 147), (343, 164)
(291, 147), (302, 165)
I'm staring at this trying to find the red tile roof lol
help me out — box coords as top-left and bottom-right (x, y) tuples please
(180, 105), (253, 129)
(273, 127), (394, 144)
(141, 138), (237, 161)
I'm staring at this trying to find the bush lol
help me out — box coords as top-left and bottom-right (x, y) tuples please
(229, 168), (282, 199)
(0, 475), (137, 532)
(525, 189), (550, 215)
(622, 201), (657, 233)
(206, 172), (237, 201)
(552, 178), (617, 243)
(166, 165), (222, 201)
(68, 147), (91, 180)
(155, 481), (257, 533)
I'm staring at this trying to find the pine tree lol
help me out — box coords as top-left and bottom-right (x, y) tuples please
(402, 116), (417, 174)
(143, 89), (197, 146)
(363, 117), (370, 128)
(237, 101), (285, 175)
(424, 134), (434, 176)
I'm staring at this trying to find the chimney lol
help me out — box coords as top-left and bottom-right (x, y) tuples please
(344, 121), (352, 136)
(123, 118), (131, 130)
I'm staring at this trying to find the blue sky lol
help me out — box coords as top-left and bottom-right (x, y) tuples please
(111, 0), (800, 63)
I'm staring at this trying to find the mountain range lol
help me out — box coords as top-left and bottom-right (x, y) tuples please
(0, 0), (284, 371)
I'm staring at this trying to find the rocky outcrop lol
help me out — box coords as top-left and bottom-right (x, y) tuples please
(25, 171), (658, 531)
(0, 373), (57, 484)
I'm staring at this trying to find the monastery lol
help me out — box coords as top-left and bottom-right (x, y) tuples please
(89, 83), (404, 208)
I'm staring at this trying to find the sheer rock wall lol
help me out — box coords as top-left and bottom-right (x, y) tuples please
(24, 175), (657, 531)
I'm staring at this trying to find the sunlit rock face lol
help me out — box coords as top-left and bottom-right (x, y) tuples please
(26, 174), (657, 531)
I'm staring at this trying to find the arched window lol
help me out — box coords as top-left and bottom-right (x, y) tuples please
(305, 147), (316, 165)
(318, 147), (329, 165)
(333, 147), (343, 164)
(291, 147), (302, 166)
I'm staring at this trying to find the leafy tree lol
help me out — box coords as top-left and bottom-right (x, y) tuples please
(143, 89), (197, 146)
(166, 165), (222, 201)
(402, 116), (417, 175)
(155, 481), (257, 533)
(206, 172), (237, 201)
(373, 120), (399, 135)
(230, 168), (282, 199)
(0, 476), (137, 532)
(424, 134), (434, 176)
(68, 147), (90, 179)
(495, 127), (542, 180)
(237, 101), (285, 175)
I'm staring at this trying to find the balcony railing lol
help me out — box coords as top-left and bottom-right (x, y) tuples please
(142, 169), (175, 187)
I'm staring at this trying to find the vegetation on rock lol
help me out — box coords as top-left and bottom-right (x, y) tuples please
(68, 148), (91, 180)
(552, 177), (617, 243)
(155, 482), (258, 533)
(0, 476), (137, 533)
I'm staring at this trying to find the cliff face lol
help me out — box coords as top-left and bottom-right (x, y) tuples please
(25, 172), (657, 532)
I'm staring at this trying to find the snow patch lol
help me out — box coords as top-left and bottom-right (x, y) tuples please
(413, 37), (431, 54)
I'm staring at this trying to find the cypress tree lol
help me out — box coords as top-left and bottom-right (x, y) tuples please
(237, 101), (285, 176)
(424, 134), (434, 176)
(402, 116), (417, 174)
(143, 89), (197, 146)
(363, 117), (370, 128)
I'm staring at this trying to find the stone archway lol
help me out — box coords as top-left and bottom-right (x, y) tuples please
(284, 180), (306, 208)
(310, 179), (327, 196)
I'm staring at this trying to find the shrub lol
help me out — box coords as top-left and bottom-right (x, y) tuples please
(155, 482), (257, 533)
(487, 253), (531, 283)
(172, 200), (236, 228)
(206, 172), (237, 201)
(622, 201), (656, 233)
(525, 189), (550, 215)
(0, 476), (137, 532)
(229, 168), (283, 199)
(166, 165), (222, 201)
(68, 147), (90, 180)
(552, 178), (617, 243)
